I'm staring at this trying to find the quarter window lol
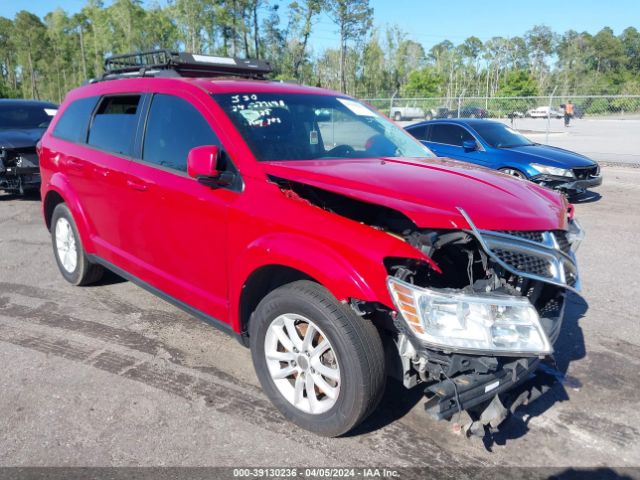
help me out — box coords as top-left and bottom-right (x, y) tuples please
(88, 95), (141, 156)
(52, 96), (99, 143)
(407, 125), (429, 141)
(429, 124), (475, 147)
(142, 94), (219, 172)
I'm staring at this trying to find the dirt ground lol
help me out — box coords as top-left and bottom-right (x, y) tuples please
(0, 166), (639, 472)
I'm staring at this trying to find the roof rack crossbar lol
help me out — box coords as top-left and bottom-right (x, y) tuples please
(101, 50), (272, 81)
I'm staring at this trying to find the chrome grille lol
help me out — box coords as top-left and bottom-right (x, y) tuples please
(494, 248), (552, 278)
(458, 208), (582, 292)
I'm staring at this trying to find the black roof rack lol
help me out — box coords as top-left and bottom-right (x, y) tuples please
(99, 49), (272, 81)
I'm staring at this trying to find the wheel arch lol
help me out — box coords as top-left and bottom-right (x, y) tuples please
(237, 264), (316, 346)
(42, 174), (95, 253)
(230, 234), (389, 342)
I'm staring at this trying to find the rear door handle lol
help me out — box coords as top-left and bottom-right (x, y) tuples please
(126, 179), (149, 192)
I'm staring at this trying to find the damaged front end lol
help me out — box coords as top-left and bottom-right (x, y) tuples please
(269, 172), (581, 429)
(384, 210), (583, 422)
(0, 147), (41, 194)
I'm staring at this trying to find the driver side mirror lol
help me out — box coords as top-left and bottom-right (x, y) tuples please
(462, 140), (478, 152)
(187, 145), (235, 188)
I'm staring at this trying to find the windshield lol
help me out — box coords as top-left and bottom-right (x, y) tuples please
(472, 122), (534, 148)
(0, 104), (57, 130)
(213, 93), (433, 161)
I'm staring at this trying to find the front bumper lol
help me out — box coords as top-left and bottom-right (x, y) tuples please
(531, 173), (602, 192)
(0, 149), (41, 193)
(424, 356), (539, 419)
(421, 292), (565, 420)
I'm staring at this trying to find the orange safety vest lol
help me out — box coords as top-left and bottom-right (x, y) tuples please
(565, 103), (574, 115)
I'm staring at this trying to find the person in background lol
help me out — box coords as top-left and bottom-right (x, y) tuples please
(563, 100), (574, 127)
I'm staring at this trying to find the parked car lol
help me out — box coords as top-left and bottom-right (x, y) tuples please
(526, 106), (563, 118)
(405, 119), (602, 195)
(39, 51), (583, 437)
(459, 105), (489, 118)
(425, 106), (453, 120)
(0, 99), (57, 195)
(389, 104), (425, 121)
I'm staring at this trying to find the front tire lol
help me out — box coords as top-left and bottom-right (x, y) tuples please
(249, 281), (385, 437)
(51, 203), (103, 286)
(499, 167), (527, 179)
(393, 112), (402, 121)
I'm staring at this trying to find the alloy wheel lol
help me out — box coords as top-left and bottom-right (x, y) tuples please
(500, 168), (526, 179)
(55, 217), (78, 273)
(264, 313), (340, 415)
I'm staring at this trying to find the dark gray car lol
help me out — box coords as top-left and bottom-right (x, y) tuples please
(0, 99), (58, 195)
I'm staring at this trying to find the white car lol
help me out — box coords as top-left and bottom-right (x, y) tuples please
(526, 106), (564, 119)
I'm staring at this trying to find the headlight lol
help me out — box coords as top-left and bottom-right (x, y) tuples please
(566, 218), (585, 252)
(387, 277), (552, 355)
(531, 163), (575, 178)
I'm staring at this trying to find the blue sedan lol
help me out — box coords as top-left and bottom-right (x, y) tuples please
(405, 119), (602, 194)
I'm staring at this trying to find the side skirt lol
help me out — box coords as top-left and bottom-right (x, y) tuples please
(88, 255), (241, 341)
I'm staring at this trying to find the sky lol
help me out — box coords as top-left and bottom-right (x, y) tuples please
(2, 0), (639, 54)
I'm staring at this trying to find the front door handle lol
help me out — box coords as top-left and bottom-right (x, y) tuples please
(126, 179), (149, 192)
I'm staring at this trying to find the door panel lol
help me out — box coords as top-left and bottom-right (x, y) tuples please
(124, 163), (234, 319)
(73, 94), (144, 264)
(120, 93), (234, 321)
(426, 123), (489, 167)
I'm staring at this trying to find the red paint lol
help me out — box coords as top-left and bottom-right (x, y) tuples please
(39, 77), (570, 332)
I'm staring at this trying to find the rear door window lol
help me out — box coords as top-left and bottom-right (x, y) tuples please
(88, 95), (141, 156)
(430, 124), (475, 147)
(52, 96), (99, 143)
(142, 94), (219, 172)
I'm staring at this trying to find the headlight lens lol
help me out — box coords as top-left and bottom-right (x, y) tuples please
(388, 277), (552, 355)
(566, 218), (585, 252)
(531, 163), (575, 178)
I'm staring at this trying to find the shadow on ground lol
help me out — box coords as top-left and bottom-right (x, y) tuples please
(568, 190), (602, 204)
(480, 293), (588, 449)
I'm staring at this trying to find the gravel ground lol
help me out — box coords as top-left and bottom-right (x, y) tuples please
(0, 167), (639, 472)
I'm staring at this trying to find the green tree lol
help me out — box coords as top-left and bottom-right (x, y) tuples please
(13, 11), (50, 99)
(496, 69), (539, 96)
(403, 68), (443, 97)
(326, 0), (373, 93)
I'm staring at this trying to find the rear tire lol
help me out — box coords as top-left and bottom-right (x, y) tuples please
(393, 112), (402, 121)
(249, 280), (385, 437)
(51, 203), (103, 286)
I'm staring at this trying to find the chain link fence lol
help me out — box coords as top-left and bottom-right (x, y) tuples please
(359, 94), (640, 165)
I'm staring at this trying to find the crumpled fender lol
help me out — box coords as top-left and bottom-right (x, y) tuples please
(44, 172), (96, 254)
(227, 230), (431, 332)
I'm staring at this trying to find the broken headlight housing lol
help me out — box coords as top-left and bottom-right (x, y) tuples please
(388, 277), (552, 356)
(567, 218), (585, 253)
(531, 163), (575, 178)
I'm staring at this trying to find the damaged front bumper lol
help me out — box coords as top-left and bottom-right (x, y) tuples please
(413, 282), (566, 421)
(424, 356), (540, 419)
(531, 172), (602, 193)
(0, 148), (41, 193)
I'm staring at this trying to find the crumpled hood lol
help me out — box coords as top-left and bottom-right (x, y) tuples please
(510, 144), (596, 168)
(262, 157), (569, 231)
(0, 128), (44, 150)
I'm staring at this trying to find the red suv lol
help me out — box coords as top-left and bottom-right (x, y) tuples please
(38, 51), (584, 437)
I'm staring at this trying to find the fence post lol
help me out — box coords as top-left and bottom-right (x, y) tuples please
(546, 86), (558, 144)
(390, 90), (397, 114)
(457, 89), (466, 118)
